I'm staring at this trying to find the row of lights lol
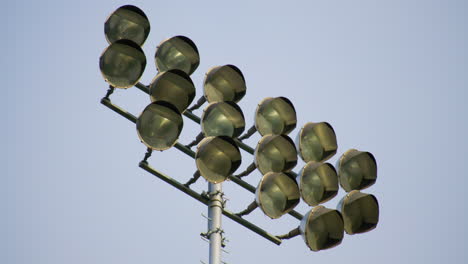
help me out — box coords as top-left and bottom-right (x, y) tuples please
(99, 5), (379, 252)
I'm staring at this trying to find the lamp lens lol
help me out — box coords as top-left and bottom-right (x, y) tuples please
(297, 122), (337, 163)
(136, 102), (183, 150)
(338, 190), (379, 235)
(201, 102), (245, 138)
(149, 69), (195, 113)
(255, 97), (296, 136)
(196, 136), (242, 183)
(300, 206), (344, 251)
(99, 40), (146, 88)
(155, 36), (200, 75)
(204, 65), (246, 103)
(338, 149), (377, 192)
(104, 5), (150, 46)
(255, 135), (297, 175)
(299, 162), (338, 206)
(256, 172), (300, 219)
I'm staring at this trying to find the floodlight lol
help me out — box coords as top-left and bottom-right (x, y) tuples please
(337, 190), (379, 235)
(99, 39), (146, 88)
(201, 102), (245, 138)
(255, 172), (300, 219)
(136, 101), (183, 151)
(155, 36), (200, 75)
(149, 69), (196, 113)
(204, 64), (246, 103)
(195, 136), (242, 183)
(298, 162), (338, 206)
(186, 101), (245, 148)
(256, 97), (297, 136)
(255, 134), (297, 175)
(296, 122), (337, 163)
(299, 206), (344, 251)
(337, 149), (377, 192)
(104, 5), (150, 46)
(99, 6), (381, 259)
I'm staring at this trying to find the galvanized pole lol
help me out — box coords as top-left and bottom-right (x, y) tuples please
(208, 182), (223, 264)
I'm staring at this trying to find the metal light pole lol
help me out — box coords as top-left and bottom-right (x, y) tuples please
(99, 5), (381, 264)
(208, 183), (222, 264)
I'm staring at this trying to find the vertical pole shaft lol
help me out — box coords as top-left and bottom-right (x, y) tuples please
(208, 183), (222, 264)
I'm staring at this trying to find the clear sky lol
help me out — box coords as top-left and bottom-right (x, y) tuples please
(4, 0), (468, 263)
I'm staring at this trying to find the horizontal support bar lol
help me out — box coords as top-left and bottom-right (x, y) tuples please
(183, 109), (201, 124)
(101, 97), (137, 123)
(135, 82), (149, 93)
(174, 143), (196, 159)
(228, 175), (256, 193)
(101, 96), (303, 220)
(139, 161), (282, 245)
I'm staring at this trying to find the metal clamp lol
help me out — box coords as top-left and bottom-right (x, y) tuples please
(201, 228), (227, 248)
(206, 190), (228, 208)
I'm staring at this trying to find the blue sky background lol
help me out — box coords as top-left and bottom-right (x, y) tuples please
(4, 0), (468, 263)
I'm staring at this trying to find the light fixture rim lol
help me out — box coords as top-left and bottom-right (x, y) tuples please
(254, 96), (297, 136)
(104, 5), (151, 46)
(254, 134), (297, 174)
(136, 101), (183, 151)
(195, 135), (242, 183)
(99, 39), (146, 89)
(200, 101), (246, 137)
(148, 69), (196, 113)
(299, 161), (338, 206)
(297, 121), (337, 163)
(256, 171), (299, 219)
(302, 206), (344, 251)
(154, 35), (200, 75)
(203, 64), (247, 103)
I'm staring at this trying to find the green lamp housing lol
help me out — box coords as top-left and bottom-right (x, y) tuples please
(99, 39), (146, 88)
(204, 64), (246, 103)
(149, 69), (196, 113)
(104, 5), (150, 46)
(254, 134), (298, 175)
(255, 97), (297, 136)
(255, 172), (300, 219)
(195, 136), (242, 184)
(337, 190), (379, 235)
(136, 101), (183, 151)
(296, 122), (338, 163)
(298, 162), (339, 206)
(337, 149), (377, 192)
(201, 101), (246, 138)
(299, 206), (344, 251)
(155, 35), (200, 75)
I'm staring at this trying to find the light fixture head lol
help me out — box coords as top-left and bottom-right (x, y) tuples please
(337, 190), (379, 235)
(155, 36), (200, 75)
(195, 136), (242, 183)
(204, 64), (246, 103)
(99, 39), (146, 88)
(255, 172), (300, 219)
(104, 5), (150, 46)
(337, 149), (377, 192)
(296, 122), (337, 163)
(136, 101), (183, 151)
(299, 206), (344, 251)
(255, 97), (297, 136)
(201, 102), (245, 138)
(298, 162), (338, 206)
(149, 69), (195, 113)
(255, 134), (297, 175)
